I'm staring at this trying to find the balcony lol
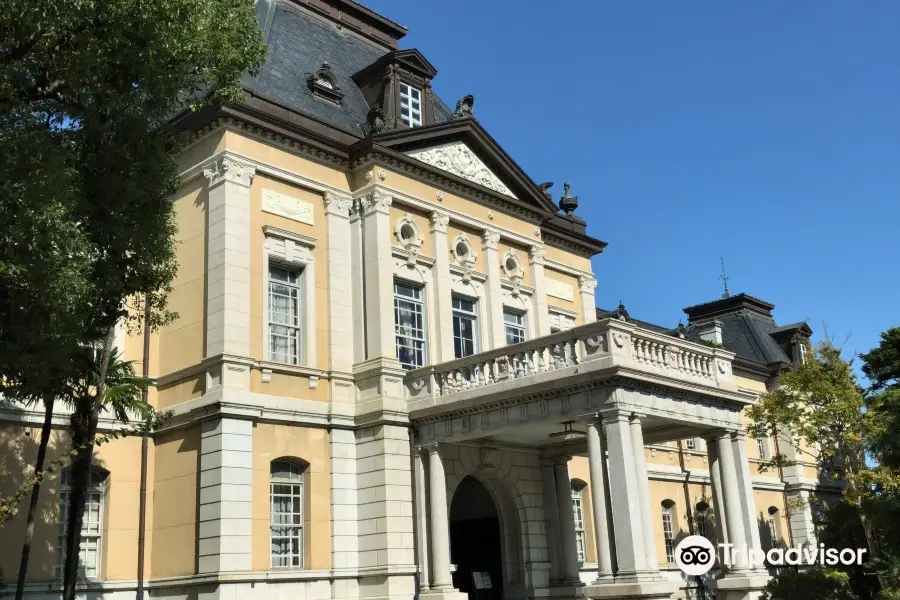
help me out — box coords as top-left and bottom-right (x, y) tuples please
(404, 318), (752, 446)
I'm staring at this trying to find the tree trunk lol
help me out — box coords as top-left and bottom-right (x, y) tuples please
(859, 509), (889, 591)
(14, 393), (55, 600)
(62, 327), (114, 600)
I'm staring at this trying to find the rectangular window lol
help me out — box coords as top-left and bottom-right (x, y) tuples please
(503, 309), (526, 345)
(696, 512), (709, 538)
(662, 506), (675, 563)
(757, 437), (767, 459)
(399, 82), (422, 127)
(549, 311), (575, 334)
(57, 470), (105, 580)
(270, 469), (303, 568)
(572, 487), (586, 563)
(685, 438), (696, 450)
(269, 264), (302, 365)
(452, 296), (478, 359)
(395, 281), (426, 369)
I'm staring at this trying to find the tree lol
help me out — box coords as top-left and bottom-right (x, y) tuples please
(861, 328), (900, 391)
(746, 341), (899, 590)
(761, 568), (859, 600)
(1, 0), (265, 595)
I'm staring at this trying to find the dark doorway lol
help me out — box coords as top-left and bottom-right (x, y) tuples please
(449, 476), (504, 600)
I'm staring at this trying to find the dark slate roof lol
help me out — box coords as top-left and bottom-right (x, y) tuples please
(596, 293), (812, 373)
(250, 2), (451, 137)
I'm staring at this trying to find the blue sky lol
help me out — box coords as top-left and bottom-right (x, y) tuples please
(365, 0), (900, 372)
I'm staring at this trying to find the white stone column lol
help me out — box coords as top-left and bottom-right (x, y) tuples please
(325, 192), (355, 374)
(587, 419), (613, 580)
(430, 211), (455, 362)
(601, 409), (647, 575)
(198, 418), (253, 573)
(529, 244), (550, 337)
(554, 458), (581, 583)
(427, 445), (453, 589)
(732, 431), (764, 558)
(579, 275), (598, 324)
(482, 228), (505, 349)
(541, 460), (563, 584)
(716, 432), (749, 571)
(360, 188), (396, 359)
(706, 437), (730, 546)
(415, 449), (431, 591)
(629, 414), (659, 572)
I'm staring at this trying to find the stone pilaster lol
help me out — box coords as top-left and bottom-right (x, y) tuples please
(203, 156), (254, 392)
(579, 275), (598, 324)
(541, 460), (563, 584)
(426, 445), (452, 589)
(414, 449), (431, 591)
(198, 418), (253, 573)
(359, 187), (396, 360)
(430, 211), (454, 362)
(325, 192), (355, 375)
(330, 428), (359, 573)
(482, 228), (505, 349)
(529, 244), (550, 337)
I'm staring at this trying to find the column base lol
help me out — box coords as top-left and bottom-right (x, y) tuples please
(584, 579), (676, 600)
(420, 586), (470, 600)
(549, 581), (585, 599)
(713, 573), (771, 600)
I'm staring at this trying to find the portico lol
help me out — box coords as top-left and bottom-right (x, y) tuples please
(407, 318), (771, 600)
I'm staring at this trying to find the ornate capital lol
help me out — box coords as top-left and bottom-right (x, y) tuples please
(579, 275), (598, 294)
(529, 243), (546, 266)
(429, 210), (450, 234)
(360, 189), (392, 215)
(203, 156), (255, 188)
(482, 228), (500, 251)
(323, 191), (353, 217)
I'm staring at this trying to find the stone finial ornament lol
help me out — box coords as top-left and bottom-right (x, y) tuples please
(559, 181), (579, 216)
(451, 94), (476, 120)
(538, 181), (554, 198)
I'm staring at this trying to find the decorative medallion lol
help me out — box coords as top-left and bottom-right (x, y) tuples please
(405, 142), (517, 198)
(436, 191), (444, 202)
(262, 189), (314, 225)
(487, 210), (495, 220)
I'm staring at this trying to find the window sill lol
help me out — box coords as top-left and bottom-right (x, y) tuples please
(255, 361), (328, 379)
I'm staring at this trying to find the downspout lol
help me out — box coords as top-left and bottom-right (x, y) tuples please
(136, 294), (151, 600)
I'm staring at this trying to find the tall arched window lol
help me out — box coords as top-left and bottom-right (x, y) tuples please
(766, 506), (781, 550)
(661, 500), (677, 563)
(57, 467), (109, 579)
(571, 481), (587, 564)
(270, 458), (307, 568)
(695, 501), (710, 539)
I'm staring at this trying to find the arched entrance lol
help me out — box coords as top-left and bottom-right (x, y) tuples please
(449, 475), (504, 600)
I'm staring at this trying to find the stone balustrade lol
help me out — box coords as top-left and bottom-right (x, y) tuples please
(404, 318), (736, 401)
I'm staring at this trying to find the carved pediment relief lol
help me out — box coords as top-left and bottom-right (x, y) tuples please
(404, 142), (517, 199)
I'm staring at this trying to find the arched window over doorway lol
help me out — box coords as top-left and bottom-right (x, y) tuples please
(766, 506), (782, 550)
(661, 499), (677, 563)
(571, 480), (587, 564)
(695, 501), (711, 539)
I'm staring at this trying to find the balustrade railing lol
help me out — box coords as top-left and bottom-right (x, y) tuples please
(404, 319), (732, 401)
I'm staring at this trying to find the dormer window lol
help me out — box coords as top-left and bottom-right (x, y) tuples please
(308, 62), (343, 105)
(399, 82), (422, 127)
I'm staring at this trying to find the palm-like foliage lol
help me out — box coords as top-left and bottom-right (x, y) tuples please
(64, 346), (154, 424)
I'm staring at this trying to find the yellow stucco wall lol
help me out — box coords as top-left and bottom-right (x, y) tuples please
(251, 423), (331, 571)
(151, 425), (199, 578)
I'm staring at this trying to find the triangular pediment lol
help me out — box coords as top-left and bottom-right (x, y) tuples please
(404, 141), (517, 198)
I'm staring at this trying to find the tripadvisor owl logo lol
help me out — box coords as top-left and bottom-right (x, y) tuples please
(675, 536), (717, 576)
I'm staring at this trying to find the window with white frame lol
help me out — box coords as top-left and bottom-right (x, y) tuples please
(270, 459), (306, 568)
(695, 501), (710, 539)
(757, 437), (767, 459)
(661, 501), (676, 563)
(571, 482), (587, 563)
(685, 438), (696, 450)
(268, 264), (302, 364)
(57, 468), (108, 580)
(503, 309), (526, 345)
(452, 296), (479, 359)
(395, 281), (426, 369)
(799, 342), (808, 364)
(766, 507), (780, 550)
(398, 82), (422, 127)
